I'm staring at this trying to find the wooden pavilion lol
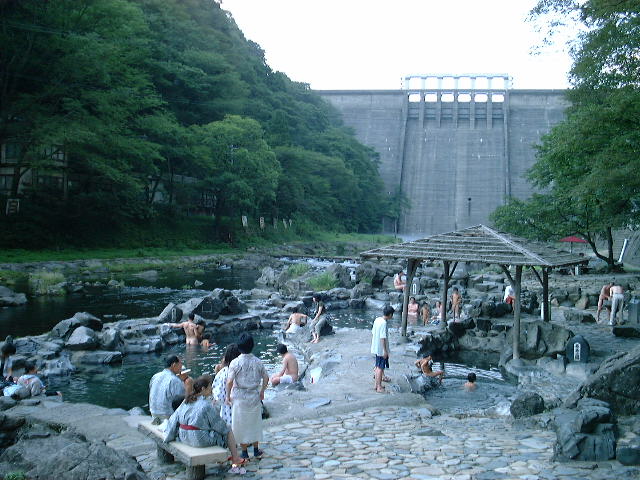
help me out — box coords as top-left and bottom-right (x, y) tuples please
(360, 225), (588, 359)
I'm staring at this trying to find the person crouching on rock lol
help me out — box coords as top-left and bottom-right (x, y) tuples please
(270, 344), (299, 386)
(164, 375), (247, 467)
(415, 354), (445, 384)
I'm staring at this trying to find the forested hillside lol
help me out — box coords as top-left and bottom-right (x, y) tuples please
(0, 0), (387, 248)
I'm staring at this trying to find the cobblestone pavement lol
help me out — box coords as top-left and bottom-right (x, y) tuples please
(142, 406), (639, 480)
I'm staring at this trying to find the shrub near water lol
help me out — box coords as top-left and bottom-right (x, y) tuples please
(307, 272), (338, 291)
(287, 263), (311, 278)
(28, 271), (66, 295)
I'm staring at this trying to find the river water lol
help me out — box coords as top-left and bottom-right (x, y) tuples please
(1, 263), (512, 411)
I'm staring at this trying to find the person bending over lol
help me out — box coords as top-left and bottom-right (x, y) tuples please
(415, 354), (445, 383)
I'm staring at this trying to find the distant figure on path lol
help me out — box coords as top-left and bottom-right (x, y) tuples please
(393, 270), (406, 295)
(371, 305), (395, 393)
(597, 281), (614, 323)
(450, 288), (462, 320)
(284, 307), (308, 334)
(463, 372), (477, 391)
(149, 355), (189, 424)
(310, 294), (327, 344)
(610, 281), (625, 326)
(225, 333), (269, 460)
(503, 284), (515, 305)
(164, 375), (247, 467)
(415, 354), (445, 383)
(407, 297), (419, 325)
(270, 344), (299, 386)
(165, 312), (200, 346)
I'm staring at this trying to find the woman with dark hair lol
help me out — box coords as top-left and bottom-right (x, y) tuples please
(164, 375), (246, 466)
(225, 333), (269, 459)
(212, 343), (241, 426)
(310, 293), (327, 344)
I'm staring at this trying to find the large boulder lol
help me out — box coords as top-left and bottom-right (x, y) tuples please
(351, 282), (374, 298)
(326, 264), (354, 288)
(569, 345), (640, 415)
(506, 320), (574, 359)
(563, 309), (596, 324)
(510, 392), (544, 418)
(65, 326), (98, 350)
(97, 328), (124, 351)
(191, 289), (248, 319)
(0, 286), (27, 306)
(406, 374), (441, 394)
(256, 266), (277, 287)
(72, 350), (123, 365)
(51, 312), (103, 340)
(0, 428), (149, 480)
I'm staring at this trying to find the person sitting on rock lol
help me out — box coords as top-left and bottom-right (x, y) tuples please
(415, 354), (444, 383)
(463, 372), (477, 391)
(149, 355), (191, 424)
(270, 344), (299, 386)
(16, 362), (62, 398)
(284, 307), (308, 334)
(164, 312), (200, 346)
(431, 301), (443, 324)
(164, 375), (247, 467)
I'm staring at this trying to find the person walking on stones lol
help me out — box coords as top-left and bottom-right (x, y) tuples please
(597, 281), (614, 323)
(213, 343), (241, 427)
(164, 375), (247, 467)
(225, 333), (269, 460)
(371, 305), (394, 393)
(310, 294), (327, 344)
(149, 355), (191, 424)
(609, 281), (625, 326)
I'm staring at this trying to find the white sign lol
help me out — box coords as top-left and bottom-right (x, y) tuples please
(241, 215), (248, 227)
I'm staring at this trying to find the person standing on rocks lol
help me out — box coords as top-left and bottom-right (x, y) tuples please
(149, 355), (190, 424)
(165, 312), (200, 346)
(225, 333), (269, 460)
(597, 281), (614, 323)
(609, 281), (625, 326)
(450, 288), (462, 320)
(310, 294), (327, 344)
(270, 344), (299, 386)
(213, 343), (241, 427)
(371, 305), (394, 393)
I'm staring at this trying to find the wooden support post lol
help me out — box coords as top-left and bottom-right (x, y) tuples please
(440, 261), (450, 329)
(157, 446), (174, 464)
(186, 465), (205, 480)
(543, 267), (550, 322)
(401, 258), (420, 336)
(513, 265), (523, 359)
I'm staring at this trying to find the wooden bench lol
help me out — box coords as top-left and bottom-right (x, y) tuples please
(138, 419), (228, 480)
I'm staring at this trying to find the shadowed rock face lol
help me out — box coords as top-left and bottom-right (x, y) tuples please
(571, 345), (640, 415)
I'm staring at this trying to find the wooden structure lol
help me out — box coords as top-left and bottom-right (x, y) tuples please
(361, 225), (587, 359)
(138, 419), (228, 480)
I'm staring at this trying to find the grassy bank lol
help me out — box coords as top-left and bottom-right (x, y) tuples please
(0, 232), (395, 264)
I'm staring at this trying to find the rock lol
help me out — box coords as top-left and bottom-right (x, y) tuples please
(156, 302), (176, 323)
(256, 266), (277, 287)
(617, 446), (640, 466)
(72, 350), (123, 364)
(572, 345), (640, 415)
(506, 320), (574, 359)
(122, 337), (163, 354)
(349, 298), (365, 309)
(575, 296), (589, 310)
(131, 270), (159, 281)
(0, 397), (17, 411)
(194, 280), (203, 287)
(283, 301), (305, 312)
(565, 335), (591, 363)
(0, 430), (149, 480)
(304, 398), (331, 409)
(406, 374), (441, 394)
(107, 279), (124, 288)
(128, 407), (145, 416)
(250, 288), (272, 299)
(326, 264), (353, 288)
(51, 312), (103, 339)
(65, 326), (99, 350)
(0, 286), (27, 306)
(612, 326), (640, 338)
(191, 289), (248, 319)
(553, 404), (616, 461)
(98, 328), (124, 351)
(43, 355), (76, 376)
(365, 298), (388, 311)
(510, 392), (545, 418)
(563, 309), (596, 324)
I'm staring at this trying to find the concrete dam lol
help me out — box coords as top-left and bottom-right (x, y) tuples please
(318, 75), (568, 237)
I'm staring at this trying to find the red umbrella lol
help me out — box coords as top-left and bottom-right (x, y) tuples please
(559, 235), (587, 253)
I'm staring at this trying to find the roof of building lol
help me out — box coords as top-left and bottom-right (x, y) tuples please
(361, 225), (588, 268)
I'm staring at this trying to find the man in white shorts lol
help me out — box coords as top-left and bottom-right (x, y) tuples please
(270, 344), (299, 385)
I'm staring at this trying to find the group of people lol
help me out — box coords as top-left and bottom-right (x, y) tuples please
(1, 336), (61, 399)
(405, 294), (461, 326)
(597, 280), (625, 325)
(149, 331), (301, 471)
(164, 312), (213, 348)
(283, 294), (329, 344)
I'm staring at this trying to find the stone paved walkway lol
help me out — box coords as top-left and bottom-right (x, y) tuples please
(142, 406), (639, 480)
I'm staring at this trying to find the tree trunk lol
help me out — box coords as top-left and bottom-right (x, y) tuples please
(606, 227), (615, 270)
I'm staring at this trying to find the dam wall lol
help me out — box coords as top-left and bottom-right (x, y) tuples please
(318, 89), (568, 236)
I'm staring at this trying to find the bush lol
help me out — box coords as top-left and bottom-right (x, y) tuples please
(287, 263), (311, 278)
(28, 270), (66, 295)
(5, 472), (27, 480)
(307, 272), (338, 291)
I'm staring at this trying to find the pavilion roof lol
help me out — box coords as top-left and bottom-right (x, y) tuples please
(361, 225), (588, 268)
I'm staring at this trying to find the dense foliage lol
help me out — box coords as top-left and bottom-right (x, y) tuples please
(0, 0), (386, 248)
(492, 0), (640, 270)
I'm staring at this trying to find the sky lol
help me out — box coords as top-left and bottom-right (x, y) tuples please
(221, 0), (574, 91)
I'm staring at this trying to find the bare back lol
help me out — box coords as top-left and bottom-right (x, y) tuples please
(282, 352), (299, 381)
(611, 285), (624, 295)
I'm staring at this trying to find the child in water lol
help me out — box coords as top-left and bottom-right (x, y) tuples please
(464, 372), (477, 391)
